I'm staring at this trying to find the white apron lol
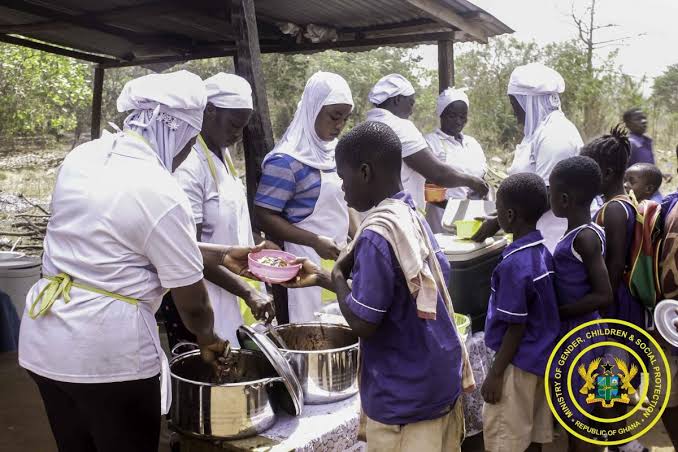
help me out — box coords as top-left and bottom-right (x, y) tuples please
(284, 170), (349, 323)
(196, 137), (256, 344)
(508, 141), (566, 252)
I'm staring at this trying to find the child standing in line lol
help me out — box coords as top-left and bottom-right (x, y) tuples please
(582, 126), (651, 452)
(624, 162), (663, 203)
(581, 126), (647, 329)
(550, 156), (613, 452)
(482, 173), (560, 452)
(286, 121), (474, 452)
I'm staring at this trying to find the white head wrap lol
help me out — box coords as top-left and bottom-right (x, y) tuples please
(117, 70), (206, 170)
(204, 73), (253, 109)
(264, 71), (353, 171)
(436, 87), (469, 117)
(368, 74), (415, 105)
(507, 63), (565, 140)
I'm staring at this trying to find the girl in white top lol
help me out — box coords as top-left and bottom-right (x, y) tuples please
(255, 72), (354, 323)
(171, 73), (273, 345)
(425, 87), (487, 233)
(18, 70), (259, 452)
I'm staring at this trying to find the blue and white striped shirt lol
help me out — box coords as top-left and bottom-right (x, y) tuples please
(255, 153), (328, 224)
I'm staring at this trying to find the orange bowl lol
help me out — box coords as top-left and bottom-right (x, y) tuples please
(425, 184), (447, 203)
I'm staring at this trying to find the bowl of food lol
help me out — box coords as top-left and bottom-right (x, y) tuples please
(424, 184), (447, 203)
(248, 250), (302, 284)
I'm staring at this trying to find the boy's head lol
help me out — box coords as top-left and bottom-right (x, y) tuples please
(496, 173), (548, 233)
(625, 163), (662, 202)
(580, 124), (630, 193)
(549, 156), (602, 219)
(623, 107), (647, 135)
(335, 121), (403, 212)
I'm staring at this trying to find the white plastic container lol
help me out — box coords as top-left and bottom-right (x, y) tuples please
(0, 256), (41, 317)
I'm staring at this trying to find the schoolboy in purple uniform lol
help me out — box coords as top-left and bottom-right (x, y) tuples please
(287, 122), (471, 451)
(482, 173), (560, 452)
(624, 108), (654, 166)
(550, 156), (613, 452)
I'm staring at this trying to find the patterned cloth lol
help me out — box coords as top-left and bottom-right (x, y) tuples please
(462, 332), (494, 437)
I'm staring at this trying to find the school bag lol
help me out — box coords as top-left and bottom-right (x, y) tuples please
(659, 193), (678, 299)
(596, 194), (662, 309)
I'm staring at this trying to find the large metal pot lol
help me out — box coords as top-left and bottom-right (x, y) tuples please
(169, 348), (282, 440)
(266, 323), (359, 404)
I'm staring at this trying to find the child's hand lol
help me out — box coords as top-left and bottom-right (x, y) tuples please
(481, 372), (503, 404)
(313, 235), (341, 260)
(282, 258), (329, 289)
(472, 216), (500, 242)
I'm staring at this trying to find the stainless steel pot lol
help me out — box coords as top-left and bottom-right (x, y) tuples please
(266, 323), (359, 404)
(169, 348), (282, 440)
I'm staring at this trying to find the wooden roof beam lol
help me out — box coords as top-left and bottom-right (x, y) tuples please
(404, 0), (488, 43)
(0, 34), (116, 63)
(0, 0), (196, 51)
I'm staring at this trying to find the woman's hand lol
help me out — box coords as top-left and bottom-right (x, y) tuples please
(220, 243), (265, 277)
(282, 258), (330, 289)
(468, 177), (490, 198)
(313, 235), (341, 260)
(471, 216), (500, 242)
(245, 290), (276, 324)
(197, 334), (230, 368)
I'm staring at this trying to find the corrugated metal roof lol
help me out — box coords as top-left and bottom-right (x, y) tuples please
(0, 0), (513, 65)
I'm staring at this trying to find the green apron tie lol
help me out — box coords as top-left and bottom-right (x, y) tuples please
(29, 273), (138, 319)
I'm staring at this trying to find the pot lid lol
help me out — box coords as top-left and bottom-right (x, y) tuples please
(237, 325), (303, 415)
(654, 299), (678, 348)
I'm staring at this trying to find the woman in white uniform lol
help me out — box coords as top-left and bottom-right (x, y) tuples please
(474, 63), (583, 251)
(254, 72), (353, 323)
(18, 71), (257, 452)
(425, 87), (487, 234)
(165, 73), (274, 346)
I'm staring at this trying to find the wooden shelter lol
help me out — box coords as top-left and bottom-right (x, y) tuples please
(1, 0), (511, 320)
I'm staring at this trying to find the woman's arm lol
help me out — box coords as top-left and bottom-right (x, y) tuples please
(255, 206), (340, 260)
(404, 147), (489, 196)
(558, 228), (613, 318)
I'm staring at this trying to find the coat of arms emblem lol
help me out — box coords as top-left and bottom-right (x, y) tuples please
(578, 357), (637, 408)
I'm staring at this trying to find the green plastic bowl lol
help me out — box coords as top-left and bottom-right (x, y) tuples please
(454, 220), (482, 240)
(454, 313), (471, 338)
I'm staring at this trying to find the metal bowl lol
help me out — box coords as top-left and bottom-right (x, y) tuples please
(169, 349), (282, 440)
(266, 323), (359, 404)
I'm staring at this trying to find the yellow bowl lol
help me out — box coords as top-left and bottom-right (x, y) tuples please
(425, 184), (447, 203)
(454, 220), (482, 239)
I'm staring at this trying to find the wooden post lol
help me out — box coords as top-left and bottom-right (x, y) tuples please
(437, 38), (454, 93)
(231, 0), (288, 323)
(91, 65), (104, 139)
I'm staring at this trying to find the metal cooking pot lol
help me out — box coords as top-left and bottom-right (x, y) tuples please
(266, 323), (359, 404)
(169, 347), (282, 440)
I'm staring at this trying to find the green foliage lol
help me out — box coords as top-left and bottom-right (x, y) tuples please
(0, 44), (91, 138)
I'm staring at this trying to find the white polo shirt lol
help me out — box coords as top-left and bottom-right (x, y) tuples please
(366, 108), (429, 209)
(19, 131), (204, 384)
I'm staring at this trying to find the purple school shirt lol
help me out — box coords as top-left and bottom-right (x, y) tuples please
(553, 223), (606, 337)
(484, 230), (560, 376)
(628, 133), (655, 166)
(345, 191), (462, 426)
